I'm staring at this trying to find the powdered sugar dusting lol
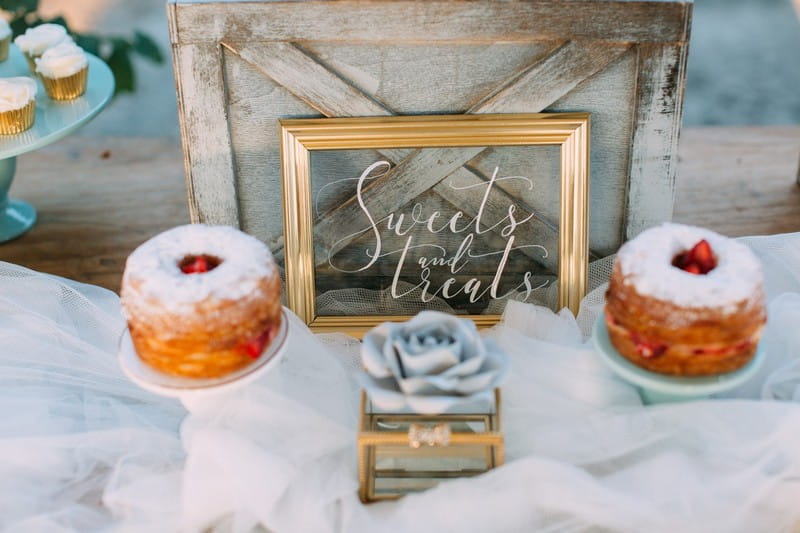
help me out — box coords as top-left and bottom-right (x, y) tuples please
(121, 224), (278, 316)
(617, 223), (763, 311)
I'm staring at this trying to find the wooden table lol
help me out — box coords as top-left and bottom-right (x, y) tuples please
(1, 127), (799, 293)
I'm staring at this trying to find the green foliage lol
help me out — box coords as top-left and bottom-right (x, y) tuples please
(0, 0), (38, 17)
(133, 31), (163, 64)
(107, 38), (134, 93)
(2, 1), (164, 96)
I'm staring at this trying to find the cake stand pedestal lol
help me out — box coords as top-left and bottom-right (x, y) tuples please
(592, 316), (765, 404)
(0, 48), (114, 242)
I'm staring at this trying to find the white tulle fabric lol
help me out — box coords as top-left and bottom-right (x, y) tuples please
(3, 233), (800, 532)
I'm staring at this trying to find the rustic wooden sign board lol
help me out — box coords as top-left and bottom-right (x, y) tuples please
(168, 0), (692, 278)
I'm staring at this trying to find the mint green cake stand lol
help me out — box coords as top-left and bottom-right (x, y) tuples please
(592, 315), (765, 404)
(0, 47), (114, 242)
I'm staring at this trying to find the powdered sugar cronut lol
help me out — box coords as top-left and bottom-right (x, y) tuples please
(617, 223), (763, 311)
(121, 224), (278, 317)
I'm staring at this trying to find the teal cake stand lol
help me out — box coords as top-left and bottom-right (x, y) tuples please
(592, 315), (765, 404)
(0, 47), (114, 242)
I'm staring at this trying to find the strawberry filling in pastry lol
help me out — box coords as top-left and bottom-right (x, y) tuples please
(630, 332), (667, 358)
(691, 339), (755, 356)
(605, 311), (668, 358)
(179, 254), (221, 274)
(236, 325), (279, 359)
(672, 239), (717, 275)
(605, 311), (759, 360)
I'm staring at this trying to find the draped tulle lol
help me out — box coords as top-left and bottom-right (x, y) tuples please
(2, 233), (800, 532)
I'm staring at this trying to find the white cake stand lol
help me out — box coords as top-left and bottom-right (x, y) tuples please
(0, 47), (114, 242)
(119, 309), (290, 398)
(592, 315), (765, 404)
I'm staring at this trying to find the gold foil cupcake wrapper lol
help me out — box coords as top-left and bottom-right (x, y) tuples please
(41, 66), (88, 100)
(24, 53), (39, 73)
(0, 100), (35, 134)
(0, 36), (10, 62)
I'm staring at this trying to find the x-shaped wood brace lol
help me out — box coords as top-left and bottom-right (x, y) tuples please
(226, 40), (630, 269)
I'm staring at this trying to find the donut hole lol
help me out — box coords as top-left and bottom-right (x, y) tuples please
(671, 239), (717, 275)
(179, 254), (222, 274)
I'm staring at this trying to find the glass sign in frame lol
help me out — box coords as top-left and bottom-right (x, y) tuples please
(279, 113), (590, 336)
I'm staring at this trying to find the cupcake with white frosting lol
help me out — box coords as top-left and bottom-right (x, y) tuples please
(35, 42), (88, 100)
(0, 20), (11, 62)
(0, 77), (36, 134)
(14, 23), (72, 72)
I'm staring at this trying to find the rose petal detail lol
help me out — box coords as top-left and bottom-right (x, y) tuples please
(437, 351), (485, 378)
(360, 311), (510, 414)
(380, 323), (408, 380)
(452, 370), (499, 394)
(361, 324), (392, 378)
(406, 388), (495, 416)
(359, 376), (407, 412)
(395, 336), (461, 377)
(452, 319), (484, 361)
(396, 375), (449, 396)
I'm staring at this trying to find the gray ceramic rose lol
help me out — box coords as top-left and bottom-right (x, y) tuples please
(360, 311), (509, 414)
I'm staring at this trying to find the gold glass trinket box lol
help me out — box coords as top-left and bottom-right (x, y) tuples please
(357, 389), (503, 502)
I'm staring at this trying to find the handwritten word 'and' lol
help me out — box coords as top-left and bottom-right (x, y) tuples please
(326, 161), (550, 304)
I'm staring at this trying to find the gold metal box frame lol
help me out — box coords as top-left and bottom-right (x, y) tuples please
(280, 113), (590, 336)
(357, 389), (503, 503)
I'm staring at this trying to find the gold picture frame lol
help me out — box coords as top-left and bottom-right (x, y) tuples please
(280, 113), (590, 336)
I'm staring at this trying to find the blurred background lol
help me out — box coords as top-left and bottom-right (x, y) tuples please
(33, 0), (800, 137)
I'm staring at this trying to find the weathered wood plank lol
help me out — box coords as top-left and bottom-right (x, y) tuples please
(172, 1), (691, 44)
(230, 41), (393, 118)
(228, 41), (411, 167)
(673, 127), (800, 237)
(231, 40), (633, 258)
(170, 0), (693, 266)
(0, 137), (190, 292)
(473, 41), (632, 114)
(170, 39), (239, 226)
(309, 41), (627, 256)
(545, 47), (638, 255)
(625, 35), (691, 239)
(240, 42), (561, 259)
(302, 42), (561, 115)
(260, 41), (627, 262)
